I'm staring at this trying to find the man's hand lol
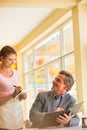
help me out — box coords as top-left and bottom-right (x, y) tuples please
(54, 107), (64, 112)
(56, 112), (72, 126)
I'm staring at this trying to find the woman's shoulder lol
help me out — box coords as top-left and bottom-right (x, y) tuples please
(13, 69), (18, 73)
(13, 69), (19, 76)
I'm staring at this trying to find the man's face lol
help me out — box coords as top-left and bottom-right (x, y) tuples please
(51, 74), (68, 96)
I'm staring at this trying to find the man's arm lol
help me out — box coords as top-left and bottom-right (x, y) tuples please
(69, 115), (80, 126)
(56, 94), (80, 126)
(29, 92), (46, 124)
(56, 112), (80, 126)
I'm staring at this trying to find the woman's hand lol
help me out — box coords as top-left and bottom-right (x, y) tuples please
(18, 93), (27, 101)
(13, 86), (22, 98)
(15, 86), (22, 94)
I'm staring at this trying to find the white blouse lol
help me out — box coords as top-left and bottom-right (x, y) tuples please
(0, 69), (23, 129)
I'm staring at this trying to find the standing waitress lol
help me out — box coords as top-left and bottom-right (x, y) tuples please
(0, 45), (27, 130)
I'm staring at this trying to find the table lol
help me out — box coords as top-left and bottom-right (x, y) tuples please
(24, 126), (86, 130)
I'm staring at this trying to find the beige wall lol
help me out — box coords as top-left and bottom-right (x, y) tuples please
(72, 3), (87, 114)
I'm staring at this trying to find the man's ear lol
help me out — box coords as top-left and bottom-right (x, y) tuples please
(64, 84), (69, 91)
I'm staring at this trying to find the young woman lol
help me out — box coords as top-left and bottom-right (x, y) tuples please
(0, 45), (27, 130)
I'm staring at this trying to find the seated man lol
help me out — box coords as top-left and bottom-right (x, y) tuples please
(29, 70), (80, 128)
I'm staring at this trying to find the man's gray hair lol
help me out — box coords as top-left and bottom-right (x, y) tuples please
(59, 70), (74, 91)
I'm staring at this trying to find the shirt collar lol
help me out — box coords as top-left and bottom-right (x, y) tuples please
(54, 92), (66, 99)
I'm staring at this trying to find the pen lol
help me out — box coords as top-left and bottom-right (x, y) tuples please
(13, 85), (22, 98)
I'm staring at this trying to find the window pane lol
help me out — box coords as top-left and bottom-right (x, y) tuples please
(63, 54), (77, 99)
(24, 73), (36, 115)
(36, 69), (47, 92)
(64, 54), (75, 73)
(48, 61), (61, 90)
(63, 22), (74, 54)
(24, 50), (34, 72)
(35, 31), (60, 66)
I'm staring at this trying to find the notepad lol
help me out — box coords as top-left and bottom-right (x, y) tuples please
(38, 101), (84, 128)
(68, 101), (84, 115)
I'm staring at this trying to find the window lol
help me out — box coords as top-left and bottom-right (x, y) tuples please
(23, 21), (76, 117)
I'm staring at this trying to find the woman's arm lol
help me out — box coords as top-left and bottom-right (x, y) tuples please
(0, 93), (13, 106)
